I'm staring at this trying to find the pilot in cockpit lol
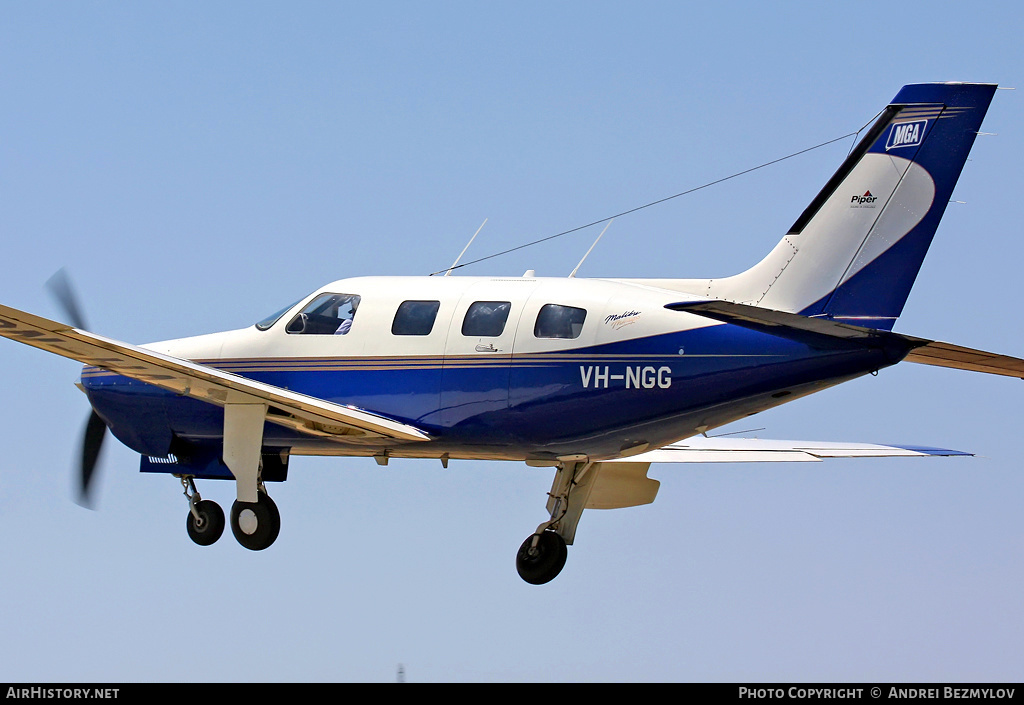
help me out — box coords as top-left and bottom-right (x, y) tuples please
(334, 298), (358, 335)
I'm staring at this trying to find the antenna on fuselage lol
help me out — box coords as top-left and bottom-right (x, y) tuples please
(568, 219), (613, 278)
(441, 218), (488, 276)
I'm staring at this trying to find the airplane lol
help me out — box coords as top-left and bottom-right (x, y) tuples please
(2, 81), (1022, 585)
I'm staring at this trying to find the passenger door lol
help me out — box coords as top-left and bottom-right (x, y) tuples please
(440, 280), (537, 431)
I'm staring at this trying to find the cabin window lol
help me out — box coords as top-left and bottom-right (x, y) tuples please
(462, 301), (511, 337)
(285, 293), (361, 335)
(534, 304), (587, 339)
(392, 300), (441, 336)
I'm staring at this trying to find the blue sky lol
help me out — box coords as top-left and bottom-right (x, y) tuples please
(1, 1), (1022, 682)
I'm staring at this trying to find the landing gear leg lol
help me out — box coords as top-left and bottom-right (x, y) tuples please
(181, 475), (225, 546)
(516, 460), (599, 585)
(222, 403), (280, 551)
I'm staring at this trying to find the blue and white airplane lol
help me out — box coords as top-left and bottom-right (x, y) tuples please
(1, 82), (1021, 584)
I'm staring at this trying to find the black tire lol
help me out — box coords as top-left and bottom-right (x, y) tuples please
(230, 492), (281, 551)
(186, 499), (225, 547)
(516, 530), (568, 585)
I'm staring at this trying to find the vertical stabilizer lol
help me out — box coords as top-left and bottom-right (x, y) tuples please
(702, 83), (997, 330)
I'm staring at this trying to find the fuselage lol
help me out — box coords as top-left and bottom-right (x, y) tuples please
(80, 275), (903, 462)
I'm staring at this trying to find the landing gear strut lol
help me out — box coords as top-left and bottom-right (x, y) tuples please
(221, 402), (280, 550)
(181, 476), (225, 546)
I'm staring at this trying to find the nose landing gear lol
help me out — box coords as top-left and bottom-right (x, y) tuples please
(181, 476), (225, 547)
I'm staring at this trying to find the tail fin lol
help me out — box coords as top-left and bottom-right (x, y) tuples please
(708, 82), (997, 330)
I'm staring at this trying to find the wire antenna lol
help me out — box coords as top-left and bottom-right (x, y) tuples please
(431, 130), (859, 275)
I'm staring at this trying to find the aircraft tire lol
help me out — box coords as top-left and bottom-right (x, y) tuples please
(230, 492), (281, 551)
(186, 499), (225, 546)
(516, 530), (567, 585)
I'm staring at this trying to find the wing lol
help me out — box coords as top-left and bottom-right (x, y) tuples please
(574, 438), (967, 516)
(617, 437), (971, 463)
(0, 303), (429, 443)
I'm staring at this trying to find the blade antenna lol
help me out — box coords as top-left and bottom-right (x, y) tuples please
(568, 219), (613, 278)
(441, 218), (488, 276)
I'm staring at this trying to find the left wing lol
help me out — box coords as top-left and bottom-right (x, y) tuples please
(0, 303), (430, 442)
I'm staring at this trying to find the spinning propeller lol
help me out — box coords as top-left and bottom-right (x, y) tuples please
(45, 269), (107, 508)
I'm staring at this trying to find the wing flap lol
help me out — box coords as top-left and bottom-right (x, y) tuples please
(0, 303), (430, 442)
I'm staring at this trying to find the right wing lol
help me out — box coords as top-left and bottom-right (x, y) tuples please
(574, 438), (968, 516)
(618, 437), (971, 464)
(0, 303), (429, 443)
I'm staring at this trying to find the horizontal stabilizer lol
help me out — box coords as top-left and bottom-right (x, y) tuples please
(666, 299), (917, 352)
(668, 300), (1024, 378)
(903, 341), (1024, 379)
(617, 437), (971, 464)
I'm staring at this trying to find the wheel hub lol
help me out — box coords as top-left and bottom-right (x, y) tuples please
(238, 508), (259, 535)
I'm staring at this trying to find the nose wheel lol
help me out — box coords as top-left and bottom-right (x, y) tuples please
(187, 499), (226, 546)
(230, 491), (281, 551)
(181, 476), (225, 546)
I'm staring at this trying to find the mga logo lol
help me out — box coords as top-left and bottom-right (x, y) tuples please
(886, 119), (927, 150)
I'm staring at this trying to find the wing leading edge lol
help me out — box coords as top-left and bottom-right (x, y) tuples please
(0, 303), (430, 443)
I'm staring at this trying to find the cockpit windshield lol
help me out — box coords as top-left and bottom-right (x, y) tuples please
(285, 293), (361, 335)
(255, 299), (301, 331)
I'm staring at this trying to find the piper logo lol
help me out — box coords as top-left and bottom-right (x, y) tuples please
(851, 190), (877, 206)
(886, 119), (927, 150)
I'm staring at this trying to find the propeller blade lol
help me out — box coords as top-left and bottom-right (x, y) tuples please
(45, 268), (89, 330)
(78, 410), (107, 508)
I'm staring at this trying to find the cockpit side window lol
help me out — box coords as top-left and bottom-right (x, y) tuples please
(286, 293), (361, 335)
(534, 304), (587, 339)
(462, 301), (511, 337)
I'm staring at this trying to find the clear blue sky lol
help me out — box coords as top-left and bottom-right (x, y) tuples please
(1, 1), (1022, 682)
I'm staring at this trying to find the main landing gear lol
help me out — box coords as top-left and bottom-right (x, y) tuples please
(515, 460), (598, 585)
